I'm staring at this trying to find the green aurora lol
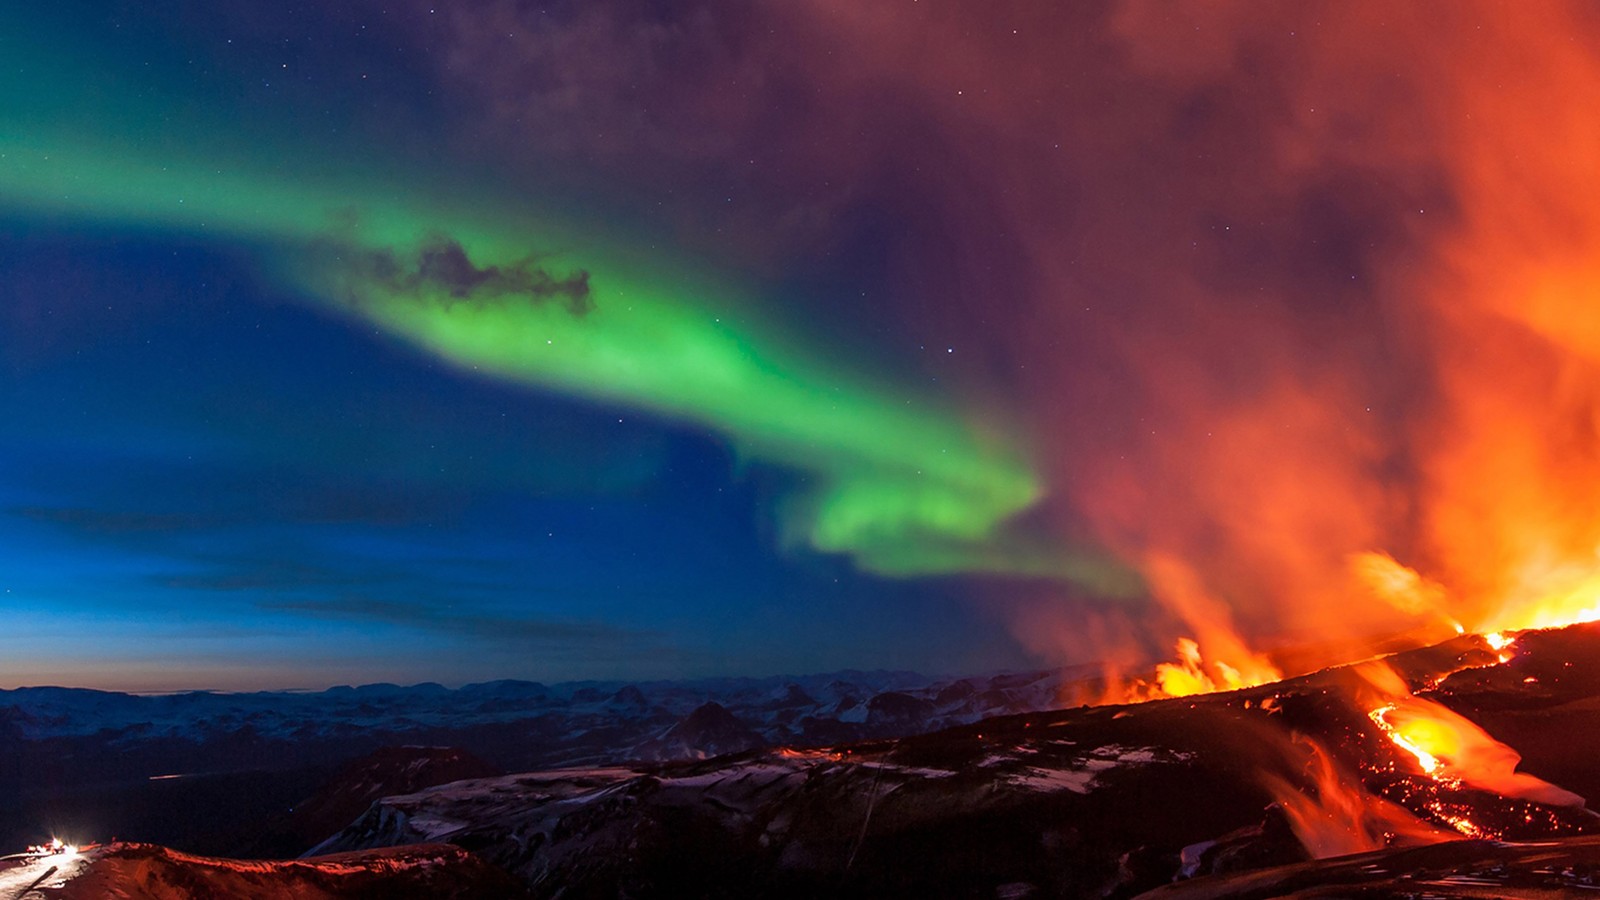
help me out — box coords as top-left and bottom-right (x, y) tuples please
(0, 19), (1129, 588)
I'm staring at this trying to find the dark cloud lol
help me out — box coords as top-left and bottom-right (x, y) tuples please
(10, 506), (231, 536)
(153, 559), (390, 593)
(10, 478), (462, 541)
(258, 594), (656, 648)
(381, 0), (886, 269)
(335, 235), (592, 313)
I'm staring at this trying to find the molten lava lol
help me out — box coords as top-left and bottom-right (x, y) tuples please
(1359, 662), (1584, 810)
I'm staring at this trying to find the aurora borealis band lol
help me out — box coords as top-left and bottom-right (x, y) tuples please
(0, 136), (1054, 581)
(10, 1), (1598, 691)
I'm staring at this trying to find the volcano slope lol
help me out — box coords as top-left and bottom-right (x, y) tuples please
(0, 842), (530, 899)
(303, 622), (1600, 898)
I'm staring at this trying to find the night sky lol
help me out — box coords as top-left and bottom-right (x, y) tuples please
(7, 2), (1600, 691)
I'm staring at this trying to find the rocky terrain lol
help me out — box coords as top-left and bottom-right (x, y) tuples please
(0, 667), (1089, 856)
(308, 623), (1600, 897)
(1136, 835), (1600, 898)
(0, 842), (528, 899)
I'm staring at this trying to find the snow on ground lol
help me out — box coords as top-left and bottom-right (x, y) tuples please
(1004, 767), (1100, 793)
(998, 744), (1186, 793)
(0, 847), (92, 899)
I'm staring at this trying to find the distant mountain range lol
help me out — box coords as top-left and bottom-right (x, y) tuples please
(0, 667), (1090, 756)
(0, 666), (1093, 855)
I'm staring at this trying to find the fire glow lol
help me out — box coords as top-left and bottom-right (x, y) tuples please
(27, 838), (78, 859)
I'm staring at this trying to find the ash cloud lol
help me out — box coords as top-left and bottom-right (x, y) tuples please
(344, 235), (592, 314)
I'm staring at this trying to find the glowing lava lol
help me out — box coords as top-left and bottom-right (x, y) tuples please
(1360, 663), (1583, 810)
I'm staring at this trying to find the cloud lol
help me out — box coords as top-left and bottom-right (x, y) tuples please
(153, 559), (388, 593)
(334, 234), (593, 313)
(10, 506), (230, 535)
(257, 594), (656, 647)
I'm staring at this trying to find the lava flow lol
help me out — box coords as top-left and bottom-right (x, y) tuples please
(1358, 659), (1585, 810)
(1260, 737), (1453, 859)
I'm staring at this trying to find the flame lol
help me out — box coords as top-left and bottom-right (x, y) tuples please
(1099, 634), (1282, 703)
(1480, 573), (1600, 635)
(1092, 555), (1284, 703)
(1358, 663), (1583, 809)
(1262, 737), (1453, 858)
(1157, 637), (1236, 697)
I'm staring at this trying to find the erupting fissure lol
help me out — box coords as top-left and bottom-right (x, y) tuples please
(1094, 551), (1600, 707)
(1252, 647), (1590, 859)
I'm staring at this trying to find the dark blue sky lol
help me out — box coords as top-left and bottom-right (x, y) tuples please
(0, 221), (1034, 689)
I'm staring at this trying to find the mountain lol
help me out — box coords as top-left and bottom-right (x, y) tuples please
(0, 667), (1092, 856)
(0, 667), (1084, 766)
(309, 623), (1600, 898)
(10, 626), (1600, 895)
(0, 842), (529, 899)
(632, 702), (766, 761)
(254, 745), (503, 856)
(1138, 835), (1600, 898)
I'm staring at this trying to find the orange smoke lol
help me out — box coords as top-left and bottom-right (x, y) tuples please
(1400, 4), (1600, 638)
(1062, 2), (1600, 689)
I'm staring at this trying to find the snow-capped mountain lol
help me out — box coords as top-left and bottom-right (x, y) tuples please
(0, 666), (1092, 856)
(0, 667), (1087, 754)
